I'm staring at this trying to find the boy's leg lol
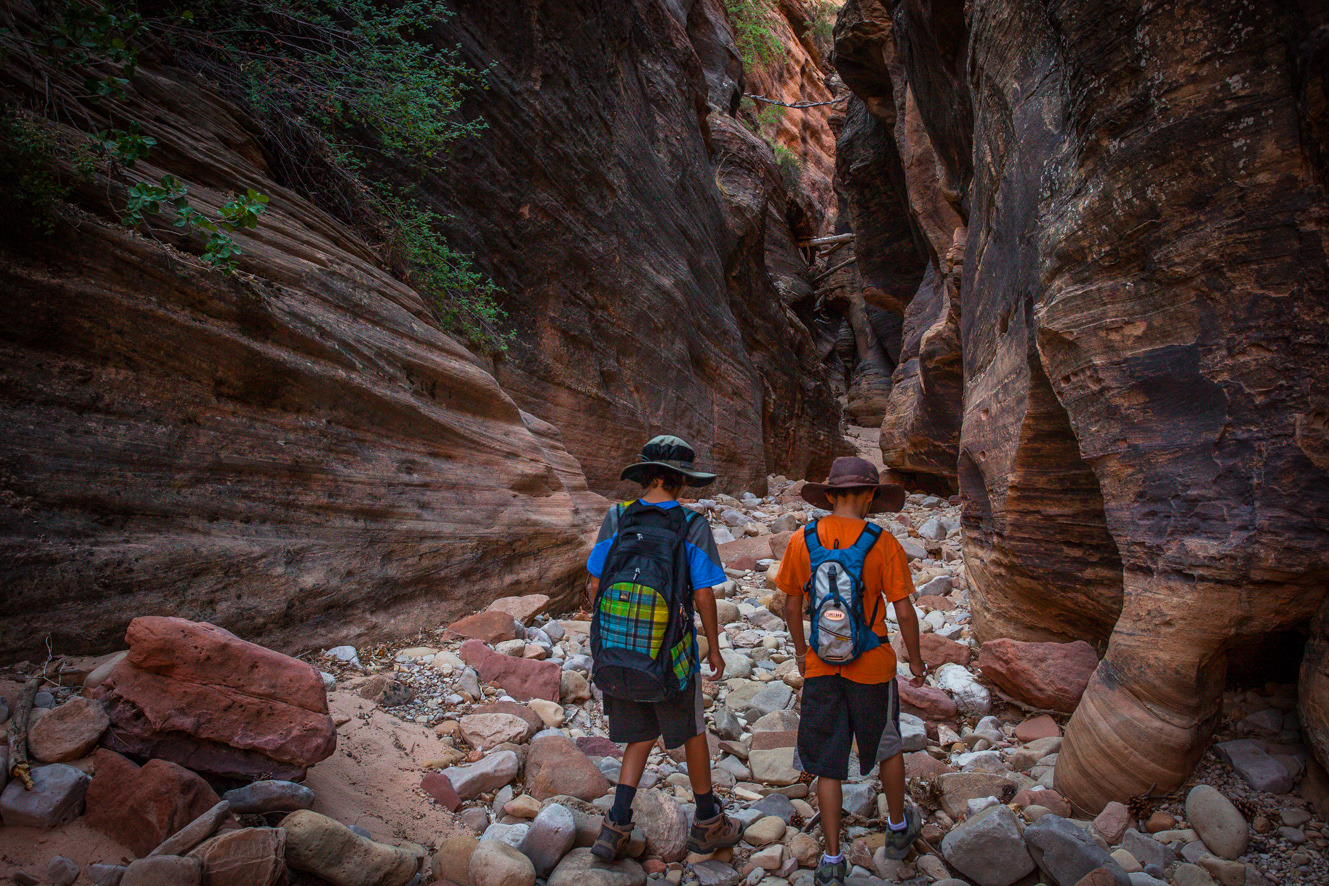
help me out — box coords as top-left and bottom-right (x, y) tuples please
(606, 739), (654, 824)
(816, 776), (844, 857)
(879, 752), (905, 825)
(595, 697), (661, 861)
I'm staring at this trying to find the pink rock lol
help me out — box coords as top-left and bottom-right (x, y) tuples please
(125, 617), (327, 713)
(894, 633), (972, 668)
(445, 611), (520, 644)
(459, 639), (561, 702)
(904, 751), (954, 780)
(976, 638), (1099, 713)
(643, 859), (668, 874)
(1013, 788), (1072, 818)
(98, 662), (336, 780)
(576, 735), (623, 759)
(187, 827), (286, 886)
(524, 734), (611, 801)
(84, 749), (222, 857)
(485, 595), (551, 626)
(1015, 714), (1062, 742)
(916, 595), (954, 612)
(1094, 801), (1132, 844)
(899, 678), (959, 721)
(94, 617), (337, 780)
(421, 772), (462, 811)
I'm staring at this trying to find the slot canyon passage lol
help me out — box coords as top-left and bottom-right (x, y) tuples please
(0, 0), (1327, 885)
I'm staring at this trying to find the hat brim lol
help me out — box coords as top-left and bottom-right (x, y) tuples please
(620, 461), (717, 487)
(800, 481), (906, 514)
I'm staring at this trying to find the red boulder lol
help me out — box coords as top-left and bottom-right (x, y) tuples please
(459, 639), (561, 702)
(977, 638), (1099, 714)
(445, 611), (520, 644)
(899, 678), (959, 721)
(85, 749), (222, 857)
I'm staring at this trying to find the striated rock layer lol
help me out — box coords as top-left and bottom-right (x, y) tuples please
(402, 0), (849, 493)
(835, 0), (1329, 812)
(0, 34), (604, 661)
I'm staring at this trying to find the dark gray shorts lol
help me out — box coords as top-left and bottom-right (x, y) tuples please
(603, 679), (705, 749)
(794, 675), (901, 779)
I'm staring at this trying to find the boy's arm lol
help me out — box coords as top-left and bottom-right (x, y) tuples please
(694, 586), (725, 682)
(783, 592), (808, 676)
(893, 597), (926, 686)
(584, 576), (599, 611)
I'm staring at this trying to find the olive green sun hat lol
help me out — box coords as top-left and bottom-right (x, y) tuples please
(619, 435), (717, 487)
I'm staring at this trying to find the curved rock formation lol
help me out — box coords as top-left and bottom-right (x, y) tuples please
(835, 0), (1329, 812)
(1303, 597), (1329, 773)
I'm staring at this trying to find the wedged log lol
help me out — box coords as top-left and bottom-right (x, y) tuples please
(953, 0), (1329, 813)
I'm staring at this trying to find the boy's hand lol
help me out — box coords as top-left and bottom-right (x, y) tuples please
(907, 659), (926, 688)
(707, 648), (726, 682)
(795, 651), (807, 677)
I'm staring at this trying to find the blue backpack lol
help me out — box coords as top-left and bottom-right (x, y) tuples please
(803, 520), (884, 664)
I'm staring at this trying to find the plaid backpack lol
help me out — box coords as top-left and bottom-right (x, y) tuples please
(590, 501), (697, 701)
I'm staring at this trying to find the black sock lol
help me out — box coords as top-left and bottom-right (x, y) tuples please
(610, 783), (637, 825)
(694, 790), (722, 820)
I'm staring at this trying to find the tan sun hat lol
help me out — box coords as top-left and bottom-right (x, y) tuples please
(799, 456), (906, 513)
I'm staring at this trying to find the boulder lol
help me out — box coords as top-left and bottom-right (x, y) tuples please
(940, 805), (1035, 886)
(460, 639), (562, 702)
(1023, 815), (1130, 886)
(749, 792), (797, 823)
(421, 772), (463, 811)
(899, 678), (959, 720)
(1015, 715), (1062, 742)
(469, 839), (536, 886)
(977, 639), (1098, 714)
(559, 670), (593, 704)
(1185, 785), (1249, 860)
(121, 856), (202, 886)
(282, 809), (418, 886)
(528, 699), (565, 728)
(221, 780), (315, 815)
(1213, 740), (1294, 794)
(85, 750), (222, 856)
(433, 833), (478, 884)
(519, 803), (578, 877)
(935, 663), (992, 716)
(743, 683), (793, 721)
(0, 763), (89, 829)
(525, 734), (610, 801)
(744, 815), (787, 846)
(1121, 830), (1177, 872)
(936, 772), (1017, 819)
(94, 617), (336, 780)
(748, 747), (800, 786)
(447, 611), (521, 644)
(896, 633), (973, 668)
(692, 860), (742, 886)
(631, 789), (689, 862)
(487, 595), (552, 626)
(461, 712), (536, 751)
(27, 696), (110, 763)
(1094, 802), (1132, 844)
(186, 827), (286, 886)
(150, 800), (232, 857)
(548, 848), (646, 886)
(444, 750), (521, 799)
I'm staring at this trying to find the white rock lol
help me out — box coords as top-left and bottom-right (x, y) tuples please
(936, 663), (992, 716)
(325, 646), (360, 666)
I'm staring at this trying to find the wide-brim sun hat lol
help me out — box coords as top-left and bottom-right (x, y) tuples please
(799, 456), (906, 513)
(620, 435), (717, 487)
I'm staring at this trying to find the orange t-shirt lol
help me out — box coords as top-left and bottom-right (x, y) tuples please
(776, 516), (914, 684)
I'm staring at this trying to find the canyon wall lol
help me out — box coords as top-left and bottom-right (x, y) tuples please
(402, 0), (850, 494)
(835, 0), (1329, 811)
(0, 0), (849, 661)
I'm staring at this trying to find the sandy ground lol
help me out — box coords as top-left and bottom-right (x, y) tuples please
(0, 820), (133, 884)
(304, 689), (464, 849)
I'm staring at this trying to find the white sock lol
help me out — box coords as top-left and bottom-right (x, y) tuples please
(822, 852), (844, 864)
(888, 815), (906, 831)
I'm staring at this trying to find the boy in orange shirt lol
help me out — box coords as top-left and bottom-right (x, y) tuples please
(776, 457), (925, 886)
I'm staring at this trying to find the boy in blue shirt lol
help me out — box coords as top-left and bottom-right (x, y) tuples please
(585, 435), (741, 860)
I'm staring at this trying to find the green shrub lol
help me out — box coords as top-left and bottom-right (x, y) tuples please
(772, 143), (802, 192)
(0, 112), (70, 235)
(723, 0), (785, 72)
(803, 0), (838, 47)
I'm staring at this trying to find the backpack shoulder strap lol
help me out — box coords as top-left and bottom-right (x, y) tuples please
(850, 522), (883, 554)
(803, 520), (824, 556)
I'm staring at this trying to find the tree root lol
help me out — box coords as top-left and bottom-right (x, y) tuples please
(6, 675), (40, 790)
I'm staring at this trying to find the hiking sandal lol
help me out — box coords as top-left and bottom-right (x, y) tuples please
(687, 810), (743, 854)
(591, 816), (633, 861)
(883, 804), (923, 859)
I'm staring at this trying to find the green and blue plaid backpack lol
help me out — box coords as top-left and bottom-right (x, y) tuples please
(590, 501), (697, 701)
